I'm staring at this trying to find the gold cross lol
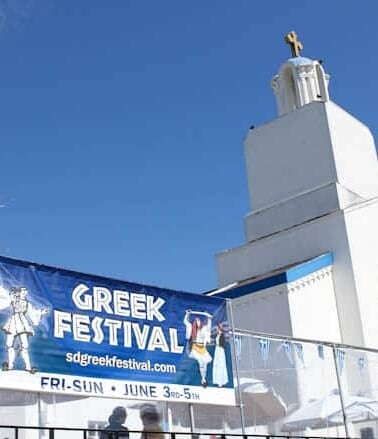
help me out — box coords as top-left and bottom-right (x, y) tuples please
(284, 31), (303, 57)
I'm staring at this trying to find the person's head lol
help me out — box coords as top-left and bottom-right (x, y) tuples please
(217, 322), (223, 332)
(10, 286), (28, 300)
(19, 287), (28, 300)
(140, 404), (161, 426)
(109, 406), (127, 425)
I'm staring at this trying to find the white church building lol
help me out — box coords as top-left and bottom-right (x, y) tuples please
(214, 32), (378, 351)
(1, 32), (378, 439)
(206, 31), (378, 438)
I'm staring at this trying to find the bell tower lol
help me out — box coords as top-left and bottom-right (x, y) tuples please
(272, 32), (329, 116)
(215, 32), (378, 349)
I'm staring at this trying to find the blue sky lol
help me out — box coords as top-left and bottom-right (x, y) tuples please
(0, 1), (377, 293)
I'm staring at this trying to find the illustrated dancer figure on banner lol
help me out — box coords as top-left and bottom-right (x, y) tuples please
(1, 286), (49, 373)
(212, 322), (229, 387)
(184, 310), (212, 387)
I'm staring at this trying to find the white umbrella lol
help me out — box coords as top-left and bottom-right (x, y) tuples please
(169, 378), (287, 430)
(227, 378), (287, 427)
(281, 391), (377, 432)
(328, 400), (378, 424)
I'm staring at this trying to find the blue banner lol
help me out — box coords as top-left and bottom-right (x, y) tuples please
(0, 256), (235, 405)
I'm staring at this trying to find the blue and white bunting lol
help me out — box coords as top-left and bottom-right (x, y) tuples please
(280, 340), (294, 365)
(234, 335), (242, 360)
(258, 338), (271, 364)
(358, 356), (365, 374)
(294, 342), (305, 367)
(336, 349), (346, 376)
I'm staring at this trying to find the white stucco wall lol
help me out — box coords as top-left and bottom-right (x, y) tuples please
(229, 264), (340, 342)
(217, 209), (364, 346)
(343, 200), (378, 350)
(326, 103), (378, 200)
(218, 95), (378, 349)
(230, 284), (293, 336)
(244, 102), (336, 212)
(244, 101), (378, 216)
(288, 265), (341, 342)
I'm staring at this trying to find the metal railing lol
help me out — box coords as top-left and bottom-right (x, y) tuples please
(0, 426), (348, 439)
(0, 330), (376, 439)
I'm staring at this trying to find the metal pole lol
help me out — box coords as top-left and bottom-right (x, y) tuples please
(228, 299), (246, 435)
(189, 403), (195, 435)
(332, 345), (349, 437)
(37, 394), (43, 439)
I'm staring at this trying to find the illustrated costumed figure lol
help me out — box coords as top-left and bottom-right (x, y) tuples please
(184, 310), (212, 387)
(1, 286), (49, 373)
(212, 322), (229, 387)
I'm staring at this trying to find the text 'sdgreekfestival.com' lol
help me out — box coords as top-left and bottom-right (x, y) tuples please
(66, 351), (177, 373)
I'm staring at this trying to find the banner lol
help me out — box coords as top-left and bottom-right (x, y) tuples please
(0, 256), (235, 405)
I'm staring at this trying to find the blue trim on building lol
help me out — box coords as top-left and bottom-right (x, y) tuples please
(213, 253), (333, 300)
(286, 252), (333, 282)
